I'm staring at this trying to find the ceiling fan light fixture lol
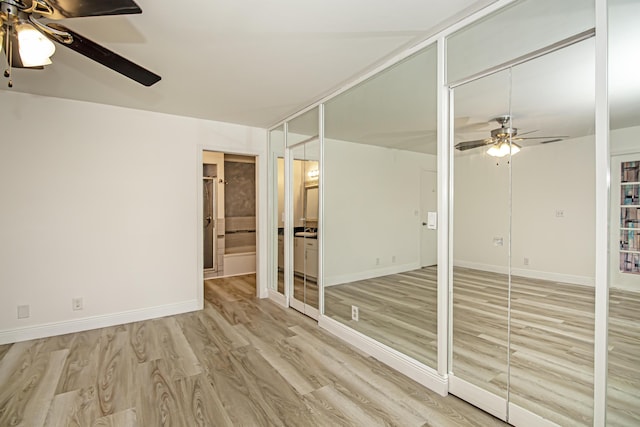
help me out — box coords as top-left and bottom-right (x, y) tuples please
(487, 140), (521, 158)
(16, 23), (55, 67)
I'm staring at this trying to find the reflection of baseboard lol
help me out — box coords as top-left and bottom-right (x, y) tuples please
(319, 315), (447, 396)
(325, 262), (420, 287)
(453, 260), (594, 287)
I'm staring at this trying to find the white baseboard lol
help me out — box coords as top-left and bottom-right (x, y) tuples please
(318, 315), (448, 396)
(449, 374), (506, 420)
(324, 262), (420, 287)
(268, 289), (287, 307)
(453, 260), (594, 287)
(509, 402), (561, 427)
(0, 299), (200, 345)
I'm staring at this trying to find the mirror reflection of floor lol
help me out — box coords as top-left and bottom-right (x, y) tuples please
(324, 266), (438, 367)
(293, 274), (318, 309)
(325, 266), (639, 426)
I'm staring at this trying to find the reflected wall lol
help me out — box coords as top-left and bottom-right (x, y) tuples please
(323, 45), (438, 368)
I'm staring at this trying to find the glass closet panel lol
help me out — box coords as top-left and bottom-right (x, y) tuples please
(291, 141), (319, 313)
(451, 69), (511, 419)
(608, 0), (640, 425)
(287, 107), (320, 319)
(508, 39), (595, 426)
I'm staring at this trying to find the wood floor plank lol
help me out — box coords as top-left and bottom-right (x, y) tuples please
(135, 358), (188, 426)
(91, 408), (137, 427)
(96, 330), (134, 418)
(174, 374), (234, 427)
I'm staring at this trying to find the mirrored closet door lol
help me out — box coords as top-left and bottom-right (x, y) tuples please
(607, 0), (640, 425)
(449, 13), (596, 425)
(287, 107), (320, 319)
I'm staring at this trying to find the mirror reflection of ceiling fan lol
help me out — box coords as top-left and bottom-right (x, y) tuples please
(0, 0), (160, 87)
(455, 115), (567, 157)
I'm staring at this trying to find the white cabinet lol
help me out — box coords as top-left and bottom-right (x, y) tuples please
(294, 237), (305, 274)
(293, 236), (318, 278)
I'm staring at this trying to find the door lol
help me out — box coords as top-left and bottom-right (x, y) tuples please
(421, 169), (437, 267)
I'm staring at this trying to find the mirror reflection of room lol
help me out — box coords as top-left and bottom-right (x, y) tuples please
(451, 35), (596, 427)
(323, 45), (438, 368)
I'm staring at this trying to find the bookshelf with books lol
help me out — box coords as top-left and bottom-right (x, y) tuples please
(620, 161), (640, 274)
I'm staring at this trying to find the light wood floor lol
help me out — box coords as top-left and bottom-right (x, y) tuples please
(326, 266), (640, 426)
(0, 274), (508, 427)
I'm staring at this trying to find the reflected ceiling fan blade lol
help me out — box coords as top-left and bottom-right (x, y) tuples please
(47, 23), (161, 86)
(454, 139), (492, 151)
(34, 0), (142, 19)
(520, 135), (568, 140)
(539, 138), (563, 144)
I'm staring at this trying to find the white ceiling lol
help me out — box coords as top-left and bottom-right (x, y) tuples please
(0, 0), (496, 128)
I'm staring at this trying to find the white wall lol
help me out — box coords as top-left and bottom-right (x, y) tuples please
(324, 139), (436, 286)
(453, 135), (596, 285)
(0, 91), (266, 344)
(611, 125), (640, 155)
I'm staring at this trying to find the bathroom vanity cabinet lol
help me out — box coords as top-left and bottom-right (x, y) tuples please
(294, 236), (318, 278)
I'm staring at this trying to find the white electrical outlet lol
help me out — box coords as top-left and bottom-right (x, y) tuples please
(375, 257), (380, 265)
(72, 298), (83, 311)
(524, 257), (530, 266)
(351, 305), (359, 321)
(555, 209), (565, 218)
(17, 305), (30, 319)
(392, 255), (396, 263)
(493, 237), (504, 247)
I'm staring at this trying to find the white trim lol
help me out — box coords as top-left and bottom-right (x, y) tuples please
(508, 402), (561, 427)
(196, 149), (205, 309)
(318, 103), (325, 316)
(256, 145), (269, 299)
(436, 35), (450, 378)
(593, 0), (609, 424)
(323, 262), (421, 287)
(448, 374), (507, 420)
(0, 300), (199, 345)
(268, 289), (287, 306)
(453, 260), (595, 287)
(319, 315), (448, 396)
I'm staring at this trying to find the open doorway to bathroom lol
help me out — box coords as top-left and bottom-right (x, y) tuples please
(203, 151), (257, 279)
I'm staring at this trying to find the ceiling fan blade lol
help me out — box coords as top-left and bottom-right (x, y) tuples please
(454, 139), (492, 151)
(34, 0), (142, 19)
(46, 23), (161, 86)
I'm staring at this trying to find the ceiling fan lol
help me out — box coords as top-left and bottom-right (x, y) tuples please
(454, 115), (566, 157)
(0, 0), (160, 87)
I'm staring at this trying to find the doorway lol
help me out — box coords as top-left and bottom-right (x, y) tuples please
(202, 151), (257, 280)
